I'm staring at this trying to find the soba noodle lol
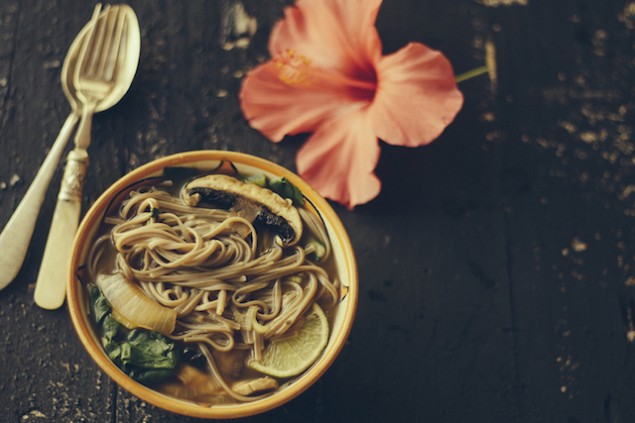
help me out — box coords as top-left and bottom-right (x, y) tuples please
(87, 179), (339, 403)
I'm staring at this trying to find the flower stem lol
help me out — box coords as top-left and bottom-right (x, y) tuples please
(455, 66), (489, 83)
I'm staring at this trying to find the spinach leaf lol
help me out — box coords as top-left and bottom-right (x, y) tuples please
(101, 315), (121, 355)
(116, 330), (181, 384)
(88, 283), (110, 324)
(89, 283), (181, 385)
(127, 368), (176, 385)
(123, 330), (180, 370)
(269, 177), (305, 206)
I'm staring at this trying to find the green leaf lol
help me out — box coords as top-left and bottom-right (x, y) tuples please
(127, 368), (176, 385)
(109, 330), (181, 384)
(125, 330), (180, 370)
(102, 315), (120, 342)
(88, 283), (110, 324)
(90, 283), (181, 385)
(101, 315), (122, 356)
(244, 174), (268, 188)
(269, 177), (305, 206)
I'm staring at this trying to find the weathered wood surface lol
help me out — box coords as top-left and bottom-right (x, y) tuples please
(1, 0), (634, 421)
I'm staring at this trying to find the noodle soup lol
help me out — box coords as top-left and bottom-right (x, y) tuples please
(68, 152), (357, 418)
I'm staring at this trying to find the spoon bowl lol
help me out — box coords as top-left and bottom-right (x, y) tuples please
(62, 5), (140, 113)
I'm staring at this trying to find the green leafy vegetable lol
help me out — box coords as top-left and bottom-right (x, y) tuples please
(88, 283), (181, 385)
(111, 330), (181, 384)
(244, 174), (268, 188)
(269, 177), (305, 206)
(123, 331), (180, 369)
(88, 284), (110, 324)
(102, 315), (121, 349)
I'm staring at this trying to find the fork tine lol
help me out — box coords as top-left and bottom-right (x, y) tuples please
(84, 4), (111, 76)
(107, 10), (128, 81)
(98, 6), (126, 81)
(94, 6), (119, 78)
(76, 3), (102, 76)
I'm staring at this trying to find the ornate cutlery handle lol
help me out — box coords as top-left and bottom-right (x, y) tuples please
(59, 149), (89, 201)
(34, 148), (89, 309)
(0, 112), (79, 290)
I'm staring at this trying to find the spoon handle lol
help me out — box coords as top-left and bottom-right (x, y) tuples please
(34, 104), (95, 309)
(34, 149), (88, 309)
(0, 112), (79, 290)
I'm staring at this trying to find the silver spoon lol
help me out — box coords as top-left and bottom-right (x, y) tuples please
(34, 4), (141, 310)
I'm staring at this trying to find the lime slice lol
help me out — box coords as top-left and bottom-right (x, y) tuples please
(247, 303), (329, 379)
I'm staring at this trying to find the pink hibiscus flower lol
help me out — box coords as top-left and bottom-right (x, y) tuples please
(240, 0), (463, 209)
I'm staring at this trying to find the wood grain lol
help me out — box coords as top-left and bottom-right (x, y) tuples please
(0, 0), (633, 422)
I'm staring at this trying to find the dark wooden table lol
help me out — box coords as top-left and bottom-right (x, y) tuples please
(2, 0), (634, 421)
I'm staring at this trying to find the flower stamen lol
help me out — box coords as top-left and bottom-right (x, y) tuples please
(274, 49), (313, 86)
(274, 49), (376, 92)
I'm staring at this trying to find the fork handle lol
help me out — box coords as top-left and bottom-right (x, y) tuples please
(74, 103), (96, 150)
(34, 149), (89, 309)
(0, 112), (79, 290)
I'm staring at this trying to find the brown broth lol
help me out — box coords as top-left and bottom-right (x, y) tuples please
(87, 168), (340, 405)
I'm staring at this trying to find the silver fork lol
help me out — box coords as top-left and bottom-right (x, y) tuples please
(34, 4), (131, 310)
(72, 4), (127, 151)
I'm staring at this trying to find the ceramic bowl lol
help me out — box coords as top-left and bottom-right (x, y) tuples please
(67, 150), (358, 419)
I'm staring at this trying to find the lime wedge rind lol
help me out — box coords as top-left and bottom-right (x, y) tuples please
(247, 303), (329, 379)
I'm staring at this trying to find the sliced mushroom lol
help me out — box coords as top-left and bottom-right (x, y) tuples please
(231, 376), (279, 396)
(182, 174), (303, 246)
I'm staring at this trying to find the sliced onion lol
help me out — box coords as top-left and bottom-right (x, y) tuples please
(96, 272), (177, 335)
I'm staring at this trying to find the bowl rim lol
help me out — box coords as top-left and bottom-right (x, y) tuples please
(66, 150), (358, 419)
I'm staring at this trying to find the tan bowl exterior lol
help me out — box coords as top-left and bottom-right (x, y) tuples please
(67, 151), (358, 419)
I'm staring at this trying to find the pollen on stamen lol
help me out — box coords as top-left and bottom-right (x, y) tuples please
(274, 49), (313, 86)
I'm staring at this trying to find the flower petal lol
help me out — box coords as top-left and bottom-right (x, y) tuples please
(370, 42), (464, 147)
(296, 109), (381, 209)
(239, 61), (367, 142)
(270, 0), (383, 74)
